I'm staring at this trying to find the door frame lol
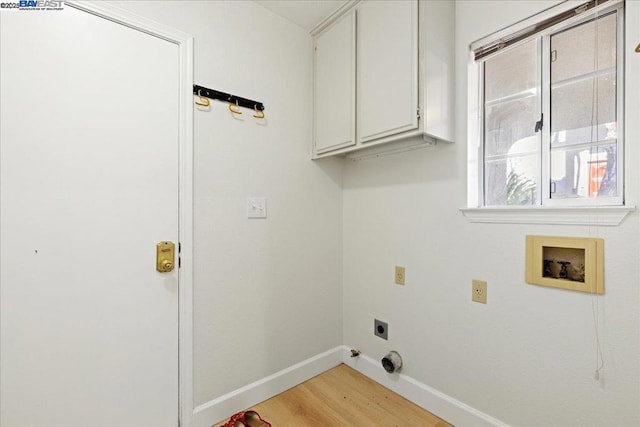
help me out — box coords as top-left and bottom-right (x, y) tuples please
(64, 2), (195, 425)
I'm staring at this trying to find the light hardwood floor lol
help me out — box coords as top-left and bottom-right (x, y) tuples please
(215, 364), (452, 426)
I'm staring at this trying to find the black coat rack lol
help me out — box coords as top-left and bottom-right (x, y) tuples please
(193, 84), (264, 111)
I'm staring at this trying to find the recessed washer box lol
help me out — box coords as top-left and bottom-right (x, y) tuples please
(525, 235), (604, 294)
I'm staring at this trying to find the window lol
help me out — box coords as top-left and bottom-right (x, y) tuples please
(472, 0), (624, 208)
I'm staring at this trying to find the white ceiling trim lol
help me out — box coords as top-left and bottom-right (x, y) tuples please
(254, 0), (348, 31)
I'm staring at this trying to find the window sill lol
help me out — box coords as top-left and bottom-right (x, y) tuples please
(460, 206), (635, 226)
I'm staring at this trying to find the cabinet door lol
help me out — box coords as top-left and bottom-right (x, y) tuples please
(314, 11), (356, 154)
(357, 0), (418, 144)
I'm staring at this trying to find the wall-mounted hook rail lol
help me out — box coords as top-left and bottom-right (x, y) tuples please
(193, 84), (265, 111)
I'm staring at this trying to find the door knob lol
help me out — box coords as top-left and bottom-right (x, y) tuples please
(156, 241), (175, 272)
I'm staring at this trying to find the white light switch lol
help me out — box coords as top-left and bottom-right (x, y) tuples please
(247, 197), (267, 218)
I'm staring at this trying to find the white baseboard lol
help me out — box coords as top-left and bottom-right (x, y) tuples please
(192, 346), (343, 427)
(191, 345), (506, 427)
(341, 346), (509, 427)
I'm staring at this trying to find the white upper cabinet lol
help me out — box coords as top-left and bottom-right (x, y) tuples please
(314, 10), (356, 154)
(312, 0), (454, 159)
(357, 0), (418, 144)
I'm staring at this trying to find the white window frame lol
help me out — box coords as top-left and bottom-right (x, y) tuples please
(462, 0), (635, 226)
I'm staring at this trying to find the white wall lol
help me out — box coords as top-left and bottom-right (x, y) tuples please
(110, 0), (344, 407)
(105, 1), (640, 425)
(343, 1), (640, 426)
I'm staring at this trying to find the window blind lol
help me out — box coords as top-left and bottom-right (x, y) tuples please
(473, 0), (612, 61)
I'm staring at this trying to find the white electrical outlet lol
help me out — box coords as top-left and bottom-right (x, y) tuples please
(247, 197), (267, 218)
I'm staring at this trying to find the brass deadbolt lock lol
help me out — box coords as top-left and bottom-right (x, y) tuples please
(156, 241), (175, 272)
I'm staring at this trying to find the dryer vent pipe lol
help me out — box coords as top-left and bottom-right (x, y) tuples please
(381, 351), (402, 373)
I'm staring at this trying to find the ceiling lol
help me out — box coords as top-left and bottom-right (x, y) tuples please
(254, 0), (347, 31)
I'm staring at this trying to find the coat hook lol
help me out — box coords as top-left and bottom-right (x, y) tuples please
(229, 100), (242, 115)
(195, 90), (210, 107)
(636, 42), (640, 53)
(253, 105), (265, 119)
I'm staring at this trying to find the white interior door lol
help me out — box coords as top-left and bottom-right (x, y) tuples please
(1, 5), (180, 426)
